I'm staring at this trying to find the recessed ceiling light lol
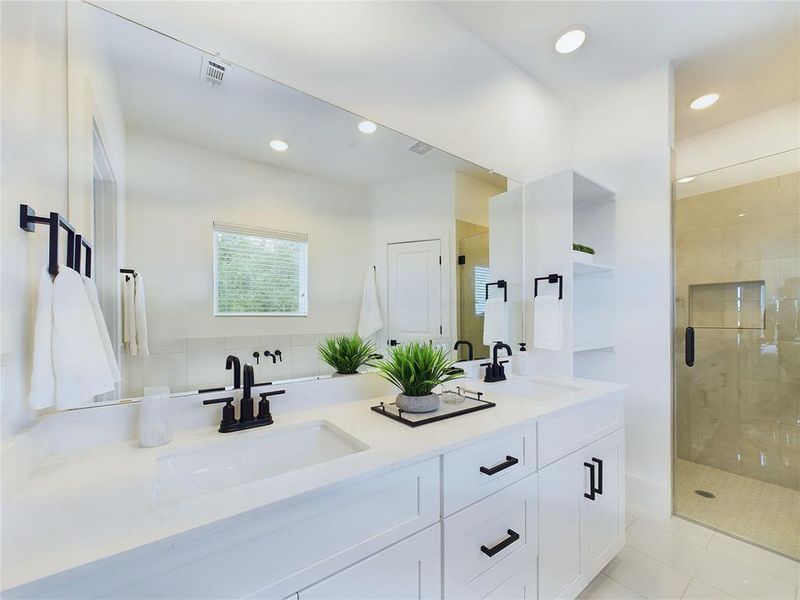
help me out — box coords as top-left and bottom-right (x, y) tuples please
(555, 27), (587, 54)
(690, 93), (720, 110)
(677, 176), (696, 183)
(358, 120), (377, 134)
(269, 139), (289, 152)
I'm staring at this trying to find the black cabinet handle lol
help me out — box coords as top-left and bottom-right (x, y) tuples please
(592, 457), (603, 495)
(584, 462), (596, 500)
(480, 455), (519, 476)
(685, 327), (695, 367)
(480, 529), (520, 557)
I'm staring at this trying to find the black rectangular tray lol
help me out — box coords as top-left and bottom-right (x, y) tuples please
(370, 391), (495, 427)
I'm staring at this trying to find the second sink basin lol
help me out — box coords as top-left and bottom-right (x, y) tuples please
(488, 379), (578, 400)
(155, 420), (368, 507)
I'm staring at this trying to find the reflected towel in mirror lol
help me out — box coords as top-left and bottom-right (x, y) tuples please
(357, 267), (383, 339)
(483, 297), (509, 346)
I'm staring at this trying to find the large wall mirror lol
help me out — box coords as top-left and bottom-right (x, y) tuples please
(67, 2), (523, 400)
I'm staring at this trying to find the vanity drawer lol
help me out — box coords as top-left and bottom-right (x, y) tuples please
(537, 391), (623, 468)
(442, 424), (536, 516)
(9, 458), (439, 600)
(443, 473), (538, 600)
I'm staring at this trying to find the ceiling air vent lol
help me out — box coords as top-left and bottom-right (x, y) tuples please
(200, 54), (228, 87)
(408, 141), (434, 156)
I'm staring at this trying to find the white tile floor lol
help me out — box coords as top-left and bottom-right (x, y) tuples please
(579, 506), (800, 600)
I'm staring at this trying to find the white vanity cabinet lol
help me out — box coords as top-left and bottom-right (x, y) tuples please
(538, 397), (626, 600)
(297, 525), (441, 600)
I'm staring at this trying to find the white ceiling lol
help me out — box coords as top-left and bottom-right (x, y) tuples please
(91, 6), (506, 188)
(440, 1), (800, 140)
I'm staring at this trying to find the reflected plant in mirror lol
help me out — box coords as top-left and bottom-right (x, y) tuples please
(318, 335), (375, 376)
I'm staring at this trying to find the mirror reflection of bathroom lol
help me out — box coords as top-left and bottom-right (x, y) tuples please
(66, 2), (521, 400)
(673, 149), (800, 560)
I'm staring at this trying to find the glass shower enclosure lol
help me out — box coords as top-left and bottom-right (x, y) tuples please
(673, 149), (800, 559)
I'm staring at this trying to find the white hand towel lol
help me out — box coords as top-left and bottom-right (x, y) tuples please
(533, 295), (563, 351)
(357, 267), (383, 339)
(122, 275), (137, 356)
(51, 266), (116, 409)
(133, 273), (149, 356)
(483, 297), (509, 346)
(82, 275), (121, 382)
(29, 268), (55, 409)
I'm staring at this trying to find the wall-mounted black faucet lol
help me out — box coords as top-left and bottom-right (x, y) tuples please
(263, 350), (277, 364)
(274, 349), (282, 362)
(483, 342), (512, 383)
(225, 355), (241, 389)
(203, 363), (285, 433)
(252, 351), (260, 365)
(453, 340), (474, 362)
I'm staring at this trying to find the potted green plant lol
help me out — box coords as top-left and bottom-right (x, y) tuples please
(371, 341), (461, 413)
(572, 243), (595, 265)
(318, 334), (375, 376)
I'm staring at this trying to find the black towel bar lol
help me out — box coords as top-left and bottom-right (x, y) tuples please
(533, 273), (563, 299)
(485, 279), (508, 302)
(19, 204), (91, 277)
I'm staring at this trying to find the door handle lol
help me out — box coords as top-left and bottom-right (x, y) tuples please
(584, 462), (596, 500)
(592, 457), (603, 495)
(685, 327), (695, 367)
(480, 455), (519, 476)
(480, 529), (520, 557)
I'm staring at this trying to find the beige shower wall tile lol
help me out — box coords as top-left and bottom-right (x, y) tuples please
(778, 341), (800, 382)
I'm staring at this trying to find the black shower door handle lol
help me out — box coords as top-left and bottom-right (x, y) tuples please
(685, 327), (695, 367)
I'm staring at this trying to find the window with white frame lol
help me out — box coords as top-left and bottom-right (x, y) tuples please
(474, 265), (491, 315)
(213, 222), (308, 316)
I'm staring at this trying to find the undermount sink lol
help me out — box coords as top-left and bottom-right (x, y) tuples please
(154, 420), (368, 507)
(489, 379), (578, 400)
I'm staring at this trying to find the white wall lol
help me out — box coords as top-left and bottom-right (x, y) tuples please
(676, 101), (800, 179)
(95, 1), (571, 184)
(0, 1), (68, 440)
(126, 130), (372, 340)
(571, 66), (675, 515)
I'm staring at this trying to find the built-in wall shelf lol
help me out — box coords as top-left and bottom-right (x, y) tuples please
(572, 344), (615, 353)
(573, 261), (614, 276)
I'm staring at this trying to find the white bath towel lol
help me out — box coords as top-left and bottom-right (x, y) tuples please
(122, 274), (137, 355)
(483, 297), (509, 346)
(29, 268), (55, 409)
(82, 275), (121, 382)
(533, 295), (563, 351)
(357, 267), (383, 339)
(133, 273), (149, 356)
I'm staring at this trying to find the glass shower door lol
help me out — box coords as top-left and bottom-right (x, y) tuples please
(673, 150), (800, 560)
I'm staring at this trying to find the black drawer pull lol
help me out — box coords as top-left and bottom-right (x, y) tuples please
(480, 529), (520, 557)
(592, 457), (604, 495)
(584, 462), (596, 501)
(480, 455), (519, 476)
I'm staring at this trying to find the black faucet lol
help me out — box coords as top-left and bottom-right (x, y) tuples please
(483, 342), (512, 383)
(453, 340), (474, 361)
(241, 364), (255, 423)
(203, 363), (286, 433)
(263, 350), (277, 364)
(226, 355), (241, 389)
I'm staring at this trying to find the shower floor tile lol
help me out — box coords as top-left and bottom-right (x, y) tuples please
(675, 458), (800, 560)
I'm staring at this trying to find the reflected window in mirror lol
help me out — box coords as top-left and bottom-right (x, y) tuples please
(213, 222), (308, 317)
(473, 265), (491, 316)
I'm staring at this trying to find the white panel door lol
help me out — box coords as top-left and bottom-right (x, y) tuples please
(581, 429), (625, 580)
(386, 239), (442, 344)
(298, 525), (441, 600)
(537, 451), (583, 600)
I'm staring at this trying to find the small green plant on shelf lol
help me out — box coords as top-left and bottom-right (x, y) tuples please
(318, 334), (375, 375)
(573, 243), (595, 255)
(371, 342), (461, 412)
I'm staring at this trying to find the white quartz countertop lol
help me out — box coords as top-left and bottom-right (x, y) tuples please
(2, 374), (624, 590)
